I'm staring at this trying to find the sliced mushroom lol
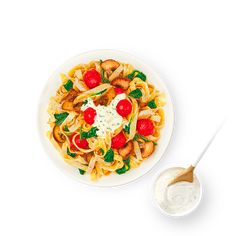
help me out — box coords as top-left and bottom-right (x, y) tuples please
(118, 141), (133, 159)
(73, 102), (83, 112)
(101, 59), (120, 73)
(111, 77), (130, 90)
(53, 125), (66, 143)
(141, 142), (154, 158)
(94, 88), (116, 106)
(61, 89), (78, 102)
(62, 101), (73, 111)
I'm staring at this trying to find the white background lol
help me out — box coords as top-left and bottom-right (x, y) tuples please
(0, 0), (236, 235)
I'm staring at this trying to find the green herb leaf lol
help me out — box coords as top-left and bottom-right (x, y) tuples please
(104, 148), (114, 162)
(147, 100), (157, 109)
(129, 89), (142, 99)
(67, 147), (76, 158)
(100, 148), (105, 155)
(127, 70), (146, 81)
(124, 124), (130, 134)
(80, 127), (98, 139)
(63, 125), (70, 132)
(78, 169), (85, 175)
(64, 79), (73, 91)
(91, 89), (107, 96)
(101, 68), (110, 83)
(124, 117), (132, 134)
(83, 100), (88, 105)
(133, 134), (157, 145)
(54, 112), (69, 125)
(116, 157), (130, 174)
(116, 165), (127, 174)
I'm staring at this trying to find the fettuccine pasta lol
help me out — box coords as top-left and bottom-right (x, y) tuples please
(47, 59), (165, 180)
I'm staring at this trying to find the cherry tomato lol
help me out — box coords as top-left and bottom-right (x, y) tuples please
(70, 133), (89, 149)
(137, 119), (154, 136)
(111, 132), (126, 149)
(114, 87), (124, 94)
(116, 99), (132, 117)
(83, 69), (101, 88)
(84, 107), (97, 125)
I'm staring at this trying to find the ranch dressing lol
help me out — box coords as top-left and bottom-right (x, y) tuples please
(154, 167), (201, 216)
(81, 94), (126, 137)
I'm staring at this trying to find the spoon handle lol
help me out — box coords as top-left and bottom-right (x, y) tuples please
(193, 121), (225, 167)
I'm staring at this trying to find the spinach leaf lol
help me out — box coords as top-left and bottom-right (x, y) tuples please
(104, 148), (114, 162)
(124, 117), (132, 134)
(147, 100), (157, 109)
(63, 125), (70, 132)
(124, 157), (130, 171)
(54, 112), (69, 125)
(78, 169), (85, 175)
(64, 79), (73, 91)
(80, 127), (98, 139)
(100, 148), (105, 155)
(129, 88), (142, 98)
(67, 147), (76, 158)
(91, 89), (107, 96)
(127, 70), (146, 81)
(133, 134), (157, 145)
(83, 100), (88, 105)
(116, 165), (126, 174)
(116, 157), (130, 174)
(101, 68), (110, 83)
(133, 134), (149, 142)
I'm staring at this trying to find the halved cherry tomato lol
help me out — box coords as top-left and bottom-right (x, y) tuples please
(137, 119), (154, 136)
(70, 133), (89, 149)
(114, 87), (124, 94)
(84, 107), (97, 125)
(83, 69), (101, 88)
(111, 132), (126, 149)
(116, 99), (132, 117)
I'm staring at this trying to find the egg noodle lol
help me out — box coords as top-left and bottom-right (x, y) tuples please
(47, 59), (165, 180)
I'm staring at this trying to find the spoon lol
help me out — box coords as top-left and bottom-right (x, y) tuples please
(168, 122), (224, 186)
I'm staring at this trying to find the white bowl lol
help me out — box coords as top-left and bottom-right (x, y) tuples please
(38, 49), (174, 187)
(152, 167), (203, 217)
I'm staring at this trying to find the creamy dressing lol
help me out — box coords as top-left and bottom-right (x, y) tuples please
(154, 167), (201, 215)
(81, 93), (126, 137)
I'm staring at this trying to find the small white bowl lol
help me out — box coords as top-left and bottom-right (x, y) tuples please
(152, 167), (203, 218)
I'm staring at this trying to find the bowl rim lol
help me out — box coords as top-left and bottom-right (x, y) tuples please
(37, 49), (175, 187)
(151, 166), (203, 217)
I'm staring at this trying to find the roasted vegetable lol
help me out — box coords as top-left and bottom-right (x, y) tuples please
(111, 77), (130, 90)
(141, 142), (154, 158)
(62, 101), (73, 111)
(118, 141), (133, 159)
(101, 59), (120, 72)
(53, 125), (66, 143)
(62, 89), (78, 102)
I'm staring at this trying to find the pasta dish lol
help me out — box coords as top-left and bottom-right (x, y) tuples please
(47, 59), (165, 180)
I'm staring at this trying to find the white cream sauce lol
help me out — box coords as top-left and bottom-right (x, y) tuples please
(154, 167), (201, 215)
(81, 93), (126, 137)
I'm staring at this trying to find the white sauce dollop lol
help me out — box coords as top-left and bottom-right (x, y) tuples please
(154, 167), (201, 215)
(81, 94), (126, 137)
